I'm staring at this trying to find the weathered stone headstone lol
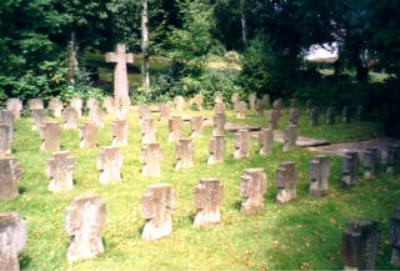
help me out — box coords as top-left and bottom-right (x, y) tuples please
(103, 97), (117, 114)
(141, 143), (162, 177)
(40, 122), (61, 152)
(261, 94), (270, 108)
(0, 124), (12, 155)
(70, 97), (83, 117)
(240, 168), (267, 215)
(190, 116), (203, 138)
(309, 155), (330, 197)
(214, 92), (224, 104)
(208, 135), (226, 164)
(89, 106), (104, 128)
(0, 110), (13, 126)
(141, 183), (176, 241)
(212, 113), (226, 136)
(309, 107), (320, 126)
(214, 102), (225, 114)
(283, 124), (298, 152)
(363, 148), (379, 179)
(194, 94), (204, 110)
(168, 116), (182, 142)
(255, 99), (264, 116)
(356, 105), (363, 121)
(97, 147), (123, 184)
(175, 139), (194, 170)
(159, 103), (170, 122)
(236, 101), (247, 119)
(115, 105), (129, 121)
(63, 107), (78, 129)
(231, 93), (239, 110)
(390, 208), (400, 267)
(326, 106), (336, 125)
(105, 43), (133, 106)
(342, 106), (350, 123)
(79, 122), (98, 148)
(174, 96), (185, 111)
(111, 119), (128, 146)
(141, 118), (157, 144)
(87, 97), (99, 111)
(30, 109), (46, 131)
(65, 194), (106, 262)
(47, 151), (75, 192)
(341, 220), (379, 270)
(0, 212), (26, 271)
(272, 99), (283, 114)
(306, 99), (313, 116)
(6, 99), (23, 120)
(28, 98), (44, 110)
(234, 129), (250, 160)
(193, 178), (223, 227)
(0, 157), (21, 200)
(342, 152), (359, 187)
(49, 98), (63, 118)
(387, 145), (400, 175)
(276, 161), (297, 203)
(269, 108), (280, 130)
(248, 93), (256, 112)
(288, 100), (299, 125)
(138, 105), (151, 120)
(258, 128), (273, 155)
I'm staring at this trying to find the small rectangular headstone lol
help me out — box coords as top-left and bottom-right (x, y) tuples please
(141, 143), (162, 177)
(138, 105), (151, 120)
(208, 135), (226, 164)
(6, 99), (23, 120)
(141, 183), (176, 241)
(288, 100), (299, 125)
(214, 92), (224, 104)
(194, 94), (204, 110)
(48, 98), (63, 118)
(363, 148), (379, 179)
(28, 99), (44, 110)
(234, 129), (250, 160)
(0, 124), (13, 156)
(168, 116), (182, 142)
(174, 96), (185, 111)
(309, 107), (319, 126)
(175, 139), (194, 170)
(0, 157), (22, 200)
(276, 161), (297, 203)
(112, 119), (128, 146)
(86, 97), (99, 111)
(40, 122), (62, 152)
(190, 116), (203, 138)
(387, 145), (400, 175)
(159, 103), (170, 122)
(141, 118), (157, 144)
(97, 146), (123, 184)
(0, 110), (14, 126)
(269, 108), (280, 130)
(248, 93), (256, 112)
(30, 109), (46, 131)
(63, 107), (78, 129)
(309, 155), (330, 197)
(89, 106), (104, 128)
(214, 102), (225, 114)
(258, 128), (273, 155)
(240, 168), (267, 215)
(79, 122), (98, 148)
(231, 93), (239, 111)
(70, 97), (83, 117)
(193, 178), (223, 227)
(65, 194), (106, 262)
(47, 151), (75, 192)
(212, 113), (226, 137)
(342, 152), (359, 187)
(103, 97), (117, 114)
(236, 101), (247, 119)
(283, 124), (298, 152)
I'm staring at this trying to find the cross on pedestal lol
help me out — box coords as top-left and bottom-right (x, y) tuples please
(105, 43), (133, 106)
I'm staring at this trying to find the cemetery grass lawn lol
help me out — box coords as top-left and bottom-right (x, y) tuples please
(2, 108), (398, 270)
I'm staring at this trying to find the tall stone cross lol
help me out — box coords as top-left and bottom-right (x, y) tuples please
(105, 43), (133, 106)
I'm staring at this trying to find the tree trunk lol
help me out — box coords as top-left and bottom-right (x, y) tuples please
(68, 31), (79, 84)
(240, 0), (248, 47)
(141, 0), (150, 88)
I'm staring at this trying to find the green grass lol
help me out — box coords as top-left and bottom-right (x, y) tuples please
(2, 106), (398, 270)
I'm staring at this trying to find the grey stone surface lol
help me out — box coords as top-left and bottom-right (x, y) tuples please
(70, 97), (83, 117)
(236, 101), (247, 119)
(6, 99), (23, 120)
(363, 148), (379, 179)
(0, 110), (14, 126)
(159, 103), (170, 122)
(276, 161), (297, 203)
(48, 98), (63, 118)
(112, 119), (128, 146)
(0, 124), (13, 156)
(283, 124), (298, 152)
(258, 128), (273, 155)
(40, 122), (61, 152)
(174, 96), (185, 111)
(79, 122), (98, 148)
(387, 145), (400, 175)
(65, 194), (106, 262)
(234, 129), (250, 160)
(208, 135), (226, 164)
(212, 113), (226, 137)
(390, 208), (400, 267)
(30, 109), (46, 131)
(63, 107), (78, 129)
(175, 139), (194, 170)
(214, 102), (225, 114)
(309, 155), (330, 197)
(141, 143), (162, 177)
(193, 178), (223, 227)
(240, 168), (267, 215)
(0, 157), (21, 200)
(309, 107), (320, 126)
(141, 183), (176, 241)
(168, 116), (182, 142)
(342, 152), (359, 188)
(28, 99), (44, 110)
(326, 106), (336, 125)
(190, 116), (203, 138)
(89, 106), (104, 128)
(248, 93), (256, 112)
(47, 151), (75, 192)
(141, 118), (157, 145)
(97, 147), (123, 184)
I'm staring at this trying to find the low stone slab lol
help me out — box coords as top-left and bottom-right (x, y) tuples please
(274, 131), (329, 147)
(224, 123), (261, 132)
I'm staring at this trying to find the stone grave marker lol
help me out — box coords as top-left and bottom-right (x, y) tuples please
(288, 100), (299, 125)
(193, 178), (223, 227)
(390, 208), (400, 267)
(214, 92), (224, 104)
(255, 99), (264, 116)
(258, 128), (273, 155)
(174, 96), (185, 111)
(190, 116), (203, 138)
(0, 157), (21, 200)
(49, 98), (63, 118)
(141, 143), (162, 177)
(116, 105), (129, 121)
(138, 105), (151, 120)
(30, 109), (46, 131)
(6, 99), (23, 120)
(341, 219), (379, 270)
(272, 99), (282, 116)
(97, 147), (123, 184)
(86, 97), (99, 111)
(105, 43), (133, 106)
(283, 124), (298, 152)
(103, 97), (117, 114)
(309, 107), (320, 126)
(159, 103), (170, 122)
(0, 124), (12, 155)
(65, 194), (106, 262)
(309, 155), (330, 197)
(141, 183), (176, 241)
(306, 99), (313, 116)
(342, 106), (350, 123)
(28, 98), (44, 110)
(63, 107), (78, 129)
(387, 145), (400, 175)
(326, 106), (336, 125)
(342, 152), (359, 187)
(0, 110), (13, 126)
(363, 148), (379, 179)
(276, 161), (297, 203)
(214, 102), (225, 114)
(141, 118), (157, 144)
(248, 93), (257, 112)
(269, 108), (280, 130)
(111, 119), (128, 146)
(212, 113), (226, 137)
(194, 94), (204, 110)
(40, 122), (61, 152)
(47, 151), (75, 192)
(234, 129), (250, 160)
(261, 94), (270, 108)
(70, 97), (83, 117)
(168, 116), (182, 142)
(208, 135), (226, 164)
(79, 122), (98, 148)
(89, 106), (104, 128)
(231, 93), (239, 110)
(175, 139), (194, 170)
(240, 168), (267, 215)
(0, 212), (26, 271)
(236, 101), (247, 119)
(356, 105), (363, 121)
